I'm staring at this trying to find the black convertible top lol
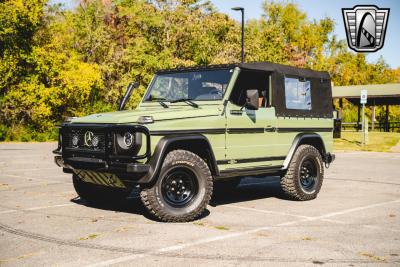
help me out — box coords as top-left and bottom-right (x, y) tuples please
(239, 62), (332, 118)
(239, 62), (330, 79)
(158, 61), (329, 79)
(157, 62), (332, 118)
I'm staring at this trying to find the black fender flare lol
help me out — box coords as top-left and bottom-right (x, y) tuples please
(137, 135), (219, 184)
(282, 133), (327, 170)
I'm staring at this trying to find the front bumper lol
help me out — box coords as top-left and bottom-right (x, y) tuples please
(54, 156), (150, 174)
(54, 123), (153, 185)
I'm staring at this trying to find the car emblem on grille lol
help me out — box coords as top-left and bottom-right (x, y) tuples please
(342, 5), (390, 52)
(84, 131), (95, 147)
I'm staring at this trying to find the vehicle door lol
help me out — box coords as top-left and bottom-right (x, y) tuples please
(224, 70), (281, 170)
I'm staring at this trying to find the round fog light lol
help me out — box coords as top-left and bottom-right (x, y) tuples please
(92, 136), (99, 147)
(72, 134), (79, 146)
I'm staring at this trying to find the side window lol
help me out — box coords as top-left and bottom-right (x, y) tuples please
(284, 77), (312, 110)
(229, 70), (270, 107)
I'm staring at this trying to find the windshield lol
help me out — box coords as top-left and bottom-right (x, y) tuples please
(144, 69), (234, 102)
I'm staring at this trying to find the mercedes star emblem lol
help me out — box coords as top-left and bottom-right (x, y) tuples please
(84, 131), (95, 147)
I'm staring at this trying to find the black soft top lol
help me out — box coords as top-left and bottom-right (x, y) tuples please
(157, 61), (330, 79)
(239, 62), (330, 79)
(157, 62), (332, 118)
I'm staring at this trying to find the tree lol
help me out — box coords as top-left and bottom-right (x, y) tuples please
(0, 0), (398, 140)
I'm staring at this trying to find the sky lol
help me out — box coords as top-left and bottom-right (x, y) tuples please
(213, 0), (400, 69)
(52, 0), (400, 68)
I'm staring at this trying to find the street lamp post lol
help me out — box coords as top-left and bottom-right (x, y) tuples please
(231, 7), (245, 63)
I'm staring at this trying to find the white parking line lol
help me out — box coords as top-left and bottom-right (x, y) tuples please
(0, 203), (74, 215)
(226, 204), (311, 219)
(2, 174), (70, 185)
(363, 225), (400, 233)
(7, 167), (56, 172)
(0, 154), (45, 159)
(86, 254), (147, 267)
(324, 177), (400, 186)
(225, 205), (342, 224)
(85, 198), (400, 267)
(312, 199), (400, 220)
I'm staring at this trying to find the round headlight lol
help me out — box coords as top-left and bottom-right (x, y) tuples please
(72, 134), (79, 146)
(123, 132), (134, 147)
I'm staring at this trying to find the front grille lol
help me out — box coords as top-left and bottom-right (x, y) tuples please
(63, 128), (107, 152)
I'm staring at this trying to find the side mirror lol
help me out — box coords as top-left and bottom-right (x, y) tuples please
(245, 89), (259, 110)
(119, 81), (139, 111)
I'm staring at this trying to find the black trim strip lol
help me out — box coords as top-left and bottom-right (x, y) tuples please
(217, 165), (283, 178)
(277, 127), (333, 133)
(227, 128), (264, 134)
(264, 127), (276, 132)
(150, 127), (333, 136)
(151, 127), (268, 136)
(150, 129), (225, 136)
(155, 114), (220, 122)
(220, 165), (282, 173)
(217, 156), (285, 165)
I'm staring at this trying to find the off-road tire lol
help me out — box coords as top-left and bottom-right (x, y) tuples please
(140, 150), (213, 222)
(72, 174), (129, 204)
(280, 145), (324, 201)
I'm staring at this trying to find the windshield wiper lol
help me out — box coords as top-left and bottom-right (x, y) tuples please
(148, 96), (169, 108)
(170, 98), (199, 108)
(156, 100), (169, 108)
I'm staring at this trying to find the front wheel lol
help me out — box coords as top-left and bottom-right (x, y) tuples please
(140, 150), (213, 222)
(280, 145), (324, 201)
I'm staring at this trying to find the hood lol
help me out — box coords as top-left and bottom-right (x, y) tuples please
(71, 106), (221, 124)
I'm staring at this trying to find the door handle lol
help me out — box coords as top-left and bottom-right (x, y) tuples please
(265, 127), (276, 132)
(230, 110), (243, 115)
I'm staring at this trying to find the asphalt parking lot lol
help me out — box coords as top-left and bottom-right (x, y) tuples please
(0, 143), (399, 266)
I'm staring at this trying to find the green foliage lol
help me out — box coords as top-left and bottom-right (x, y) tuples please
(334, 132), (400, 152)
(0, 0), (398, 141)
(0, 124), (58, 142)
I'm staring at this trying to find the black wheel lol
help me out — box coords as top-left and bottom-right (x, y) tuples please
(72, 174), (129, 204)
(140, 150), (213, 222)
(280, 145), (324, 200)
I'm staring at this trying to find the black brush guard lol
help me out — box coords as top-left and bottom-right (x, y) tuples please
(53, 123), (151, 179)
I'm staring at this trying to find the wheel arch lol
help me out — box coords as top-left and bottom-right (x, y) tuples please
(137, 135), (219, 184)
(282, 133), (326, 170)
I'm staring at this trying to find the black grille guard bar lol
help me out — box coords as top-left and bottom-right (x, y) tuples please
(53, 123), (151, 162)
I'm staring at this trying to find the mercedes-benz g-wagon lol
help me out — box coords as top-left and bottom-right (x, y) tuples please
(54, 62), (335, 222)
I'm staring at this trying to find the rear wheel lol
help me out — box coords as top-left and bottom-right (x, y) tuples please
(140, 150), (213, 222)
(280, 145), (324, 200)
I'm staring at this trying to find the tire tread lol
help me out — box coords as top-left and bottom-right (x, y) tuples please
(280, 145), (324, 201)
(140, 150), (213, 222)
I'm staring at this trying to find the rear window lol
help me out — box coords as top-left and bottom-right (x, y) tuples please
(284, 77), (312, 110)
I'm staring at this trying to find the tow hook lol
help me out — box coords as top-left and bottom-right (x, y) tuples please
(324, 153), (335, 168)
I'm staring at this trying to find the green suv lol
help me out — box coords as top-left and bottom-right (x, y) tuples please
(54, 62), (335, 222)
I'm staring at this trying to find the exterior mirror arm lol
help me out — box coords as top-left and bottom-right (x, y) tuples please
(119, 81), (139, 111)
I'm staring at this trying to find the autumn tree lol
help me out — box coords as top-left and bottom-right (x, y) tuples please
(0, 0), (398, 140)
